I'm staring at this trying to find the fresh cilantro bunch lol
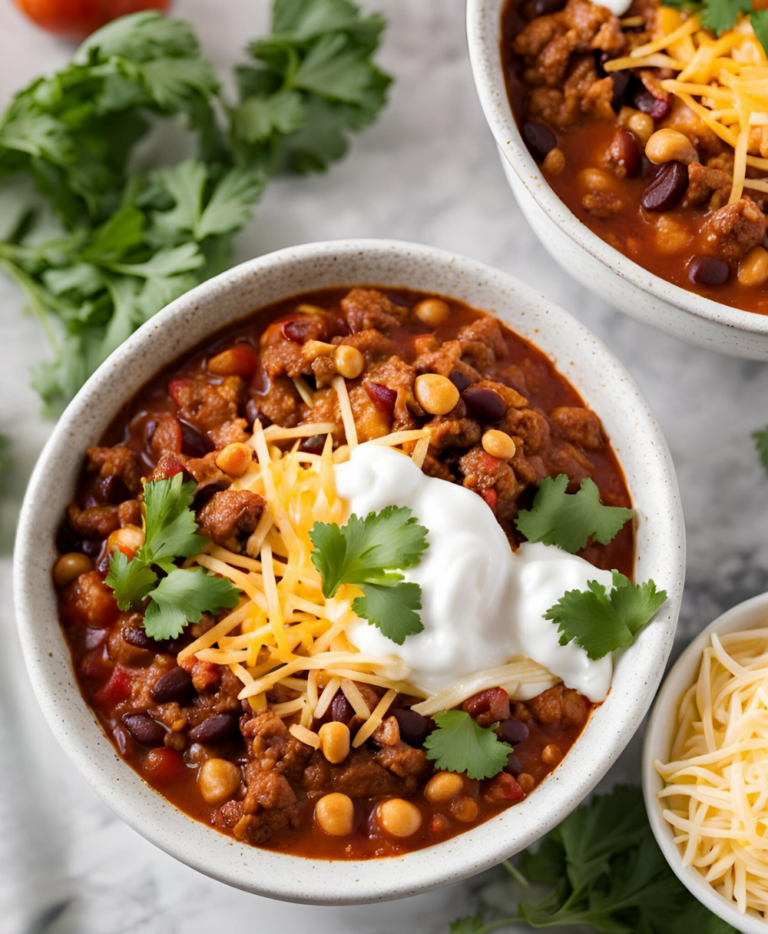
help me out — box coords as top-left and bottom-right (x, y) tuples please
(0, 1), (391, 411)
(106, 474), (240, 640)
(663, 0), (768, 51)
(452, 785), (736, 934)
(309, 506), (428, 645)
(424, 711), (512, 781)
(546, 571), (667, 661)
(230, 0), (392, 174)
(515, 475), (633, 554)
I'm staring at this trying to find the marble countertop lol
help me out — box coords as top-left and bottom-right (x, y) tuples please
(3, 1), (768, 932)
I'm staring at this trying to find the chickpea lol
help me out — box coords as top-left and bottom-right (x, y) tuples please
(655, 216), (693, 254)
(53, 552), (94, 589)
(303, 339), (335, 361)
(577, 167), (616, 193)
(518, 773), (535, 793)
(414, 298), (450, 327)
(198, 758), (241, 804)
(738, 246), (768, 287)
(315, 793), (355, 836)
(424, 771), (464, 804)
(542, 744), (562, 766)
(377, 798), (423, 838)
(319, 721), (351, 764)
(450, 796), (479, 823)
(627, 112), (654, 146)
(645, 128), (698, 166)
(334, 344), (365, 379)
(414, 374), (459, 416)
(482, 429), (516, 460)
(215, 442), (253, 477)
(542, 147), (565, 175)
(106, 524), (145, 558)
(413, 334), (440, 355)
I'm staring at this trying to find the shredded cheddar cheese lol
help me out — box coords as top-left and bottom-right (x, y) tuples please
(604, 9), (768, 205)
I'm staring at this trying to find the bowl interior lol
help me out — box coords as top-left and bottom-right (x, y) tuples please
(643, 592), (768, 934)
(466, 0), (768, 337)
(15, 239), (684, 904)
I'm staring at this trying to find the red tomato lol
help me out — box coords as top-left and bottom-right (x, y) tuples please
(13, 0), (173, 40)
(143, 748), (186, 787)
(92, 665), (133, 708)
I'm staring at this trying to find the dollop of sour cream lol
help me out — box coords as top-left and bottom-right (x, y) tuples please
(593, 0), (633, 17)
(334, 444), (613, 703)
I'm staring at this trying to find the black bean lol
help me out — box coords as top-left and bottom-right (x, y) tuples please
(641, 161), (688, 212)
(391, 708), (432, 747)
(179, 419), (214, 457)
(688, 255), (730, 286)
(504, 753), (523, 776)
(121, 712), (166, 748)
(610, 71), (629, 112)
(192, 478), (228, 511)
(299, 434), (326, 454)
(530, 0), (566, 15)
(449, 369), (472, 393)
(80, 539), (103, 560)
(330, 693), (354, 725)
(245, 399), (272, 429)
(611, 129), (641, 179)
(461, 387), (507, 422)
(632, 86), (656, 114)
(650, 97), (671, 121)
(188, 712), (239, 744)
(125, 627), (154, 649)
(151, 666), (194, 704)
(522, 120), (557, 162)
(496, 718), (530, 745)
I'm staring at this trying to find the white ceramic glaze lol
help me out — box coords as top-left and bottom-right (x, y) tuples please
(15, 240), (684, 904)
(643, 593), (768, 934)
(467, 0), (768, 359)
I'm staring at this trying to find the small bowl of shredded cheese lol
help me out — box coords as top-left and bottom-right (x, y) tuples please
(644, 591), (768, 933)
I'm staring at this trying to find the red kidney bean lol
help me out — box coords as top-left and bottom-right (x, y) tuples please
(82, 628), (108, 652)
(125, 627), (154, 649)
(179, 419), (214, 457)
(504, 753), (523, 776)
(610, 71), (629, 112)
(281, 317), (327, 344)
(192, 478), (229, 512)
(496, 718), (530, 744)
(150, 666), (194, 704)
(91, 474), (131, 506)
(188, 712), (239, 744)
(610, 129), (641, 178)
(522, 120), (557, 162)
(641, 161), (688, 212)
(391, 708), (432, 747)
(461, 387), (507, 422)
(365, 382), (397, 419)
(650, 97), (671, 121)
(299, 434), (326, 454)
(245, 399), (272, 429)
(80, 539), (103, 560)
(330, 693), (354, 724)
(449, 369), (472, 393)
(632, 86), (656, 114)
(688, 255), (730, 286)
(121, 712), (166, 748)
(530, 0), (566, 15)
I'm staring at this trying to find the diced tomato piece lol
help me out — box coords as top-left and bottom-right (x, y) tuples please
(478, 450), (501, 473)
(481, 488), (498, 508)
(207, 345), (259, 380)
(92, 665), (133, 708)
(486, 772), (524, 802)
(143, 747), (186, 787)
(168, 378), (191, 407)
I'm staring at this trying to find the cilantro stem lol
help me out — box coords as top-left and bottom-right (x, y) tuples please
(475, 919), (523, 933)
(0, 256), (60, 351)
(501, 860), (529, 887)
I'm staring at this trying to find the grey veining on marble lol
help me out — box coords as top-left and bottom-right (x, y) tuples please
(1, 1), (768, 932)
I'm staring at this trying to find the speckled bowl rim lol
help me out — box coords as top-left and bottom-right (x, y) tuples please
(643, 593), (768, 934)
(14, 239), (685, 904)
(466, 0), (768, 337)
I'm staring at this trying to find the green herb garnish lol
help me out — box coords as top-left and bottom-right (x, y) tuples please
(514, 475), (633, 554)
(309, 506), (428, 645)
(545, 571), (667, 661)
(424, 711), (512, 781)
(106, 474), (240, 640)
(450, 785), (737, 933)
(662, 0), (767, 51)
(753, 425), (768, 475)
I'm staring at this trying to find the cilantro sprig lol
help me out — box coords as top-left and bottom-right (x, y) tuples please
(451, 785), (736, 934)
(105, 474), (240, 640)
(753, 425), (768, 475)
(662, 0), (767, 51)
(424, 711), (512, 781)
(515, 475), (633, 554)
(309, 506), (428, 645)
(0, 1), (391, 411)
(545, 571), (667, 661)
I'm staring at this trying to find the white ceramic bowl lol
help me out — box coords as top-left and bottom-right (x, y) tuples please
(15, 239), (685, 904)
(643, 593), (768, 934)
(467, 0), (768, 359)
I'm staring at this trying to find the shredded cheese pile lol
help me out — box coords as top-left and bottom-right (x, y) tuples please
(178, 376), (556, 749)
(655, 627), (768, 917)
(605, 8), (768, 205)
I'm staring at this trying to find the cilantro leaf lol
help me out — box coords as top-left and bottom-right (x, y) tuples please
(449, 917), (492, 934)
(701, 0), (751, 34)
(753, 425), (768, 476)
(515, 475), (634, 554)
(309, 507), (429, 644)
(141, 473), (204, 570)
(106, 548), (158, 611)
(143, 567), (240, 640)
(545, 571), (667, 661)
(753, 11), (768, 54)
(424, 711), (512, 781)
